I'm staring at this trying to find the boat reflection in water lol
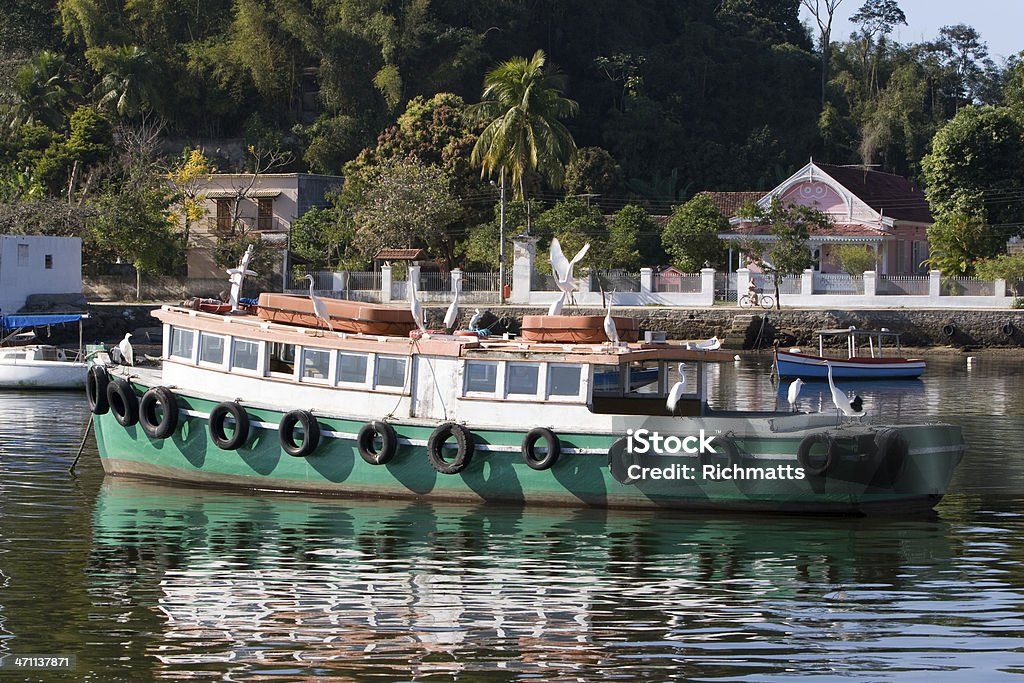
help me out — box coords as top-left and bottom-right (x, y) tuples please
(89, 479), (959, 679)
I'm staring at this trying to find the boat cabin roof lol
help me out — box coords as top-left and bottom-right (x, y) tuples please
(816, 327), (901, 339)
(155, 305), (732, 366)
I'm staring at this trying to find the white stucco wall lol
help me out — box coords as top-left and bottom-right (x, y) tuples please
(0, 235), (82, 314)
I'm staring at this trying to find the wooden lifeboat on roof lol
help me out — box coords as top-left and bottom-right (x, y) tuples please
(520, 314), (639, 343)
(257, 293), (417, 336)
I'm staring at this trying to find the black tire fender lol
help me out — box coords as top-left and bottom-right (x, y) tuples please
(87, 365), (110, 415)
(797, 433), (836, 477)
(873, 428), (908, 482)
(139, 386), (178, 439)
(522, 427), (561, 470)
(427, 422), (474, 474)
(279, 409), (320, 457)
(357, 420), (398, 465)
(209, 401), (250, 451)
(699, 435), (742, 468)
(106, 378), (138, 427)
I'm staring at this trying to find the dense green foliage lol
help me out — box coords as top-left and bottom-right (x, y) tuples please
(1, 0), (1022, 276)
(661, 194), (729, 272)
(832, 244), (878, 275)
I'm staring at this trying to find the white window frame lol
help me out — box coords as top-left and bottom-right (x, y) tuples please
(546, 363), (585, 401)
(169, 327), (197, 362)
(229, 337), (264, 376)
(374, 354), (409, 391)
(267, 341), (298, 380)
(463, 359), (501, 397)
(504, 361), (544, 400)
(337, 351), (371, 387)
(197, 332), (228, 368)
(299, 346), (334, 384)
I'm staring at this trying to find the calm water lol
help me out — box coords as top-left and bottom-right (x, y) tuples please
(1, 353), (1024, 681)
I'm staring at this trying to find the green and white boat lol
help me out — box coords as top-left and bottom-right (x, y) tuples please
(88, 295), (965, 515)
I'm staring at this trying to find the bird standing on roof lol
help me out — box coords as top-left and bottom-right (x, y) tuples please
(305, 274), (333, 332)
(410, 281), (427, 334)
(550, 238), (590, 304)
(787, 378), (803, 412)
(468, 308), (481, 332)
(603, 291), (619, 344)
(443, 277), (461, 332)
(548, 291), (568, 316)
(666, 363), (686, 415)
(825, 361), (865, 418)
(118, 332), (134, 366)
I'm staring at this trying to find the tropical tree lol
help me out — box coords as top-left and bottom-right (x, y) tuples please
(469, 49), (579, 212)
(87, 45), (163, 118)
(922, 211), (999, 276)
(850, 0), (907, 93)
(10, 50), (78, 130)
(661, 194), (728, 272)
(833, 244), (878, 274)
(166, 148), (213, 250)
(802, 0), (846, 107)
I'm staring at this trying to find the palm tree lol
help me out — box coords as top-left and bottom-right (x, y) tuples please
(470, 49), (579, 202)
(90, 45), (162, 118)
(11, 51), (77, 130)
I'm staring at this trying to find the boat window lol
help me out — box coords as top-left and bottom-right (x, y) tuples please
(268, 342), (296, 376)
(506, 363), (540, 396)
(376, 356), (407, 388)
(548, 364), (582, 397)
(465, 361), (498, 394)
(231, 338), (260, 371)
(628, 360), (662, 395)
(338, 352), (368, 384)
(593, 364), (624, 396)
(0, 352), (26, 360)
(199, 333), (225, 365)
(170, 328), (195, 359)
(301, 348), (331, 380)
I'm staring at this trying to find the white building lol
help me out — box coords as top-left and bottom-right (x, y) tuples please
(0, 235), (82, 315)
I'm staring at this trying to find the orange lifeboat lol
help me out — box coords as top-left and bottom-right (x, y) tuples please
(520, 315), (639, 343)
(256, 293), (417, 336)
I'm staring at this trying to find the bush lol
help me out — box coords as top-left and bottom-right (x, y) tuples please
(832, 244), (877, 275)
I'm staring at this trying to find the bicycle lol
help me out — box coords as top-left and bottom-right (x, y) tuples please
(739, 292), (775, 309)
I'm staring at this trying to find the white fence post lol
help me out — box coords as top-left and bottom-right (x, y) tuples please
(995, 278), (1007, 299)
(380, 266), (392, 303)
(640, 268), (654, 294)
(929, 270), (941, 298)
(511, 236), (537, 304)
(863, 270), (877, 298)
(450, 268), (462, 293)
(700, 268), (715, 306)
(736, 268), (750, 304)
(801, 268), (814, 295)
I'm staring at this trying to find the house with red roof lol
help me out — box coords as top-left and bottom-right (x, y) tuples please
(713, 161), (932, 275)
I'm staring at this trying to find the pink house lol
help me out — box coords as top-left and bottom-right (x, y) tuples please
(713, 161), (932, 275)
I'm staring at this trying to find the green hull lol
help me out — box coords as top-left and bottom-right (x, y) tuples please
(93, 386), (963, 515)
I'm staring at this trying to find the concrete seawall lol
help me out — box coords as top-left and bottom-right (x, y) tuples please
(37, 303), (1024, 350)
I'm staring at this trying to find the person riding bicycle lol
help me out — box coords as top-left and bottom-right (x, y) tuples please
(747, 279), (759, 306)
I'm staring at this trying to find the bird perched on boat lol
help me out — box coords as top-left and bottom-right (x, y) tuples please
(603, 291), (619, 344)
(305, 274), (333, 332)
(548, 291), (568, 316)
(550, 238), (590, 303)
(666, 363), (686, 415)
(825, 361), (865, 418)
(468, 308), (482, 332)
(226, 244), (257, 312)
(787, 378), (803, 412)
(443, 278), (461, 332)
(117, 332), (134, 366)
(410, 281), (426, 334)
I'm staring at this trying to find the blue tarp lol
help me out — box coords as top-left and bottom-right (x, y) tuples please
(1, 314), (85, 330)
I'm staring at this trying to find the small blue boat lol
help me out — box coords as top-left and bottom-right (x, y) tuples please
(775, 328), (925, 380)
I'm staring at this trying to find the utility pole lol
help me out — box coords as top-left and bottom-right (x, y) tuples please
(499, 169), (507, 303)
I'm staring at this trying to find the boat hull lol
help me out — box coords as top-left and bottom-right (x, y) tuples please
(93, 383), (963, 515)
(776, 350), (926, 380)
(0, 360), (87, 389)
(521, 315), (640, 343)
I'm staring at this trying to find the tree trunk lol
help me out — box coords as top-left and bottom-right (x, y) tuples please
(136, 267), (141, 301)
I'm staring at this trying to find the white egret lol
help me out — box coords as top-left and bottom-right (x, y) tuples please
(305, 274), (333, 332)
(550, 238), (590, 299)
(118, 332), (134, 366)
(786, 378), (804, 412)
(666, 363), (687, 415)
(548, 291), (568, 316)
(468, 308), (482, 331)
(410, 281), (426, 333)
(443, 278), (461, 332)
(226, 244), (257, 312)
(825, 361), (865, 417)
(603, 291), (618, 344)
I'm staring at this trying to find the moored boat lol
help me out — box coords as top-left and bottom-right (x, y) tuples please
(0, 313), (90, 389)
(87, 294), (964, 515)
(775, 327), (926, 380)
